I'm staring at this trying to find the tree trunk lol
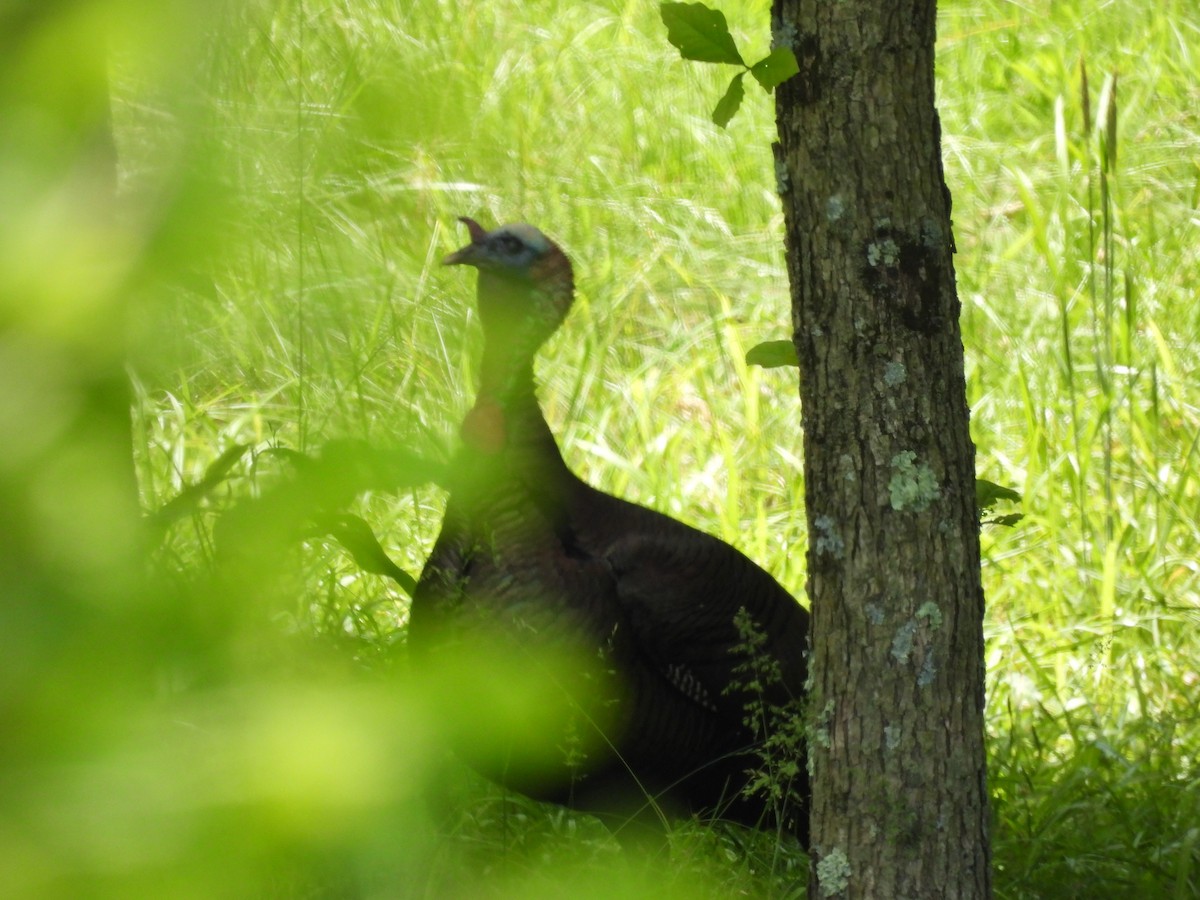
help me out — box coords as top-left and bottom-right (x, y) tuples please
(770, 1), (991, 896)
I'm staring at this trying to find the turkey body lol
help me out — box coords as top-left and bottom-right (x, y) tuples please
(409, 219), (810, 842)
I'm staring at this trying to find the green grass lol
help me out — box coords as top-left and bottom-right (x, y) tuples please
(3, 0), (1198, 895)
(942, 3), (1200, 895)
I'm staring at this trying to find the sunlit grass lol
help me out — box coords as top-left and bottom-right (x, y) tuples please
(939, 2), (1200, 896)
(3, 0), (1197, 895)
(132, 0), (1199, 895)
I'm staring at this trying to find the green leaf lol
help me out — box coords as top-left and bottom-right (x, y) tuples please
(745, 339), (798, 368)
(750, 48), (799, 90)
(712, 71), (745, 128)
(974, 478), (1022, 513)
(660, 2), (745, 66)
(983, 513), (1026, 528)
(147, 442), (251, 534)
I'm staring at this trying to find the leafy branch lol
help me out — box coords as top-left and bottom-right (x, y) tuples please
(660, 2), (797, 127)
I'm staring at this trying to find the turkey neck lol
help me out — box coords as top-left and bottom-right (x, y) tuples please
(461, 309), (569, 474)
(448, 332), (574, 539)
(454, 264), (577, 512)
(478, 325), (538, 410)
(470, 263), (568, 451)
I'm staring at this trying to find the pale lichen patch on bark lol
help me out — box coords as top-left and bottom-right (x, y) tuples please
(813, 514), (846, 559)
(883, 360), (907, 386)
(888, 450), (940, 511)
(884, 724), (901, 750)
(816, 847), (853, 895)
(826, 193), (846, 222)
(891, 618), (917, 662)
(918, 649), (938, 687)
(917, 601), (943, 628)
(867, 237), (900, 267)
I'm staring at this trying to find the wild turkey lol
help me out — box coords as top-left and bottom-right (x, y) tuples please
(409, 217), (810, 844)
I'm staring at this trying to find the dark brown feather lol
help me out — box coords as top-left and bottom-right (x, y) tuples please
(411, 219), (810, 843)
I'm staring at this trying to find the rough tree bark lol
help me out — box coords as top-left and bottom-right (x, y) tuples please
(770, 1), (991, 896)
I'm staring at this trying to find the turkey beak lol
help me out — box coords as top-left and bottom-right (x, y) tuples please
(442, 244), (477, 267)
(442, 216), (488, 267)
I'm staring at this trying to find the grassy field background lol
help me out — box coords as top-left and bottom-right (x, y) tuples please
(4, 0), (1198, 896)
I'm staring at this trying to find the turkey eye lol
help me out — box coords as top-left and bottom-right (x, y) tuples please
(496, 235), (523, 255)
